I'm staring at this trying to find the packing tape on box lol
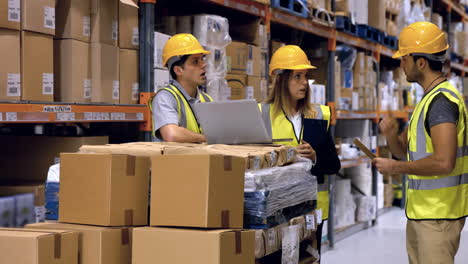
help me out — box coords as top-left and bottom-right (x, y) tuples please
(125, 209), (134, 225)
(235, 231), (242, 254)
(224, 156), (232, 171)
(127, 156), (136, 176)
(121, 228), (130, 245)
(221, 210), (230, 228)
(54, 233), (62, 259)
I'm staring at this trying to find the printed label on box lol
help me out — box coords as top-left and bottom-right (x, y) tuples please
(247, 61), (253, 75)
(84, 112), (93, 120)
(221, 87), (231, 101)
(132, 27), (139, 46)
(0, 113), (2, 121)
(8, 0), (20, 22)
(6, 112), (17, 121)
(316, 209), (323, 225)
(7, 73), (21, 97)
(112, 80), (120, 100)
(111, 112), (125, 120)
(306, 214), (315, 230)
(83, 79), (91, 99)
(56, 112), (75, 121)
(42, 73), (54, 95)
(267, 229), (276, 246)
(44, 7), (55, 29)
(35, 206), (46, 223)
(136, 112), (144, 120)
(246, 86), (254, 99)
(112, 20), (118, 40)
(270, 151), (277, 166)
(132, 83), (139, 101)
(83, 16), (91, 37)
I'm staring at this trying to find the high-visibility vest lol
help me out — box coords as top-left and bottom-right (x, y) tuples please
(406, 81), (468, 220)
(259, 103), (331, 220)
(149, 84), (213, 137)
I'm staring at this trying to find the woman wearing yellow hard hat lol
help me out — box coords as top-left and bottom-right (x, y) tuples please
(259, 45), (340, 261)
(150, 33), (213, 143)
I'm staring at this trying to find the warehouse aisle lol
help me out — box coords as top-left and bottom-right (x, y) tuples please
(322, 208), (468, 264)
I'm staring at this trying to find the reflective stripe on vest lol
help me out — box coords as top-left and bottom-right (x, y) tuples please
(406, 81), (468, 220)
(149, 85), (213, 137)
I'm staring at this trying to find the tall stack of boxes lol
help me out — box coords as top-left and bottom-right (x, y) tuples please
(153, 31), (170, 92)
(352, 52), (377, 111)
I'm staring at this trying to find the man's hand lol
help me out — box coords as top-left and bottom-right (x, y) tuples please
(379, 113), (399, 138)
(373, 157), (399, 174)
(296, 140), (316, 161)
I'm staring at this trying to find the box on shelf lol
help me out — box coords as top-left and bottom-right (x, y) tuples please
(0, 184), (45, 224)
(270, 40), (285, 55)
(21, 0), (56, 36)
(310, 84), (326, 105)
(132, 227), (255, 264)
(27, 222), (133, 264)
(0, 0), (21, 30)
(119, 0), (139, 49)
(352, 0), (368, 24)
(150, 154), (245, 228)
(0, 29), (21, 101)
(431, 13), (443, 29)
(154, 31), (171, 69)
(91, 42), (119, 104)
(226, 73), (247, 100)
(227, 41), (248, 74)
(154, 69), (170, 92)
(247, 45), (262, 76)
(119, 48), (139, 104)
(368, 0), (385, 31)
(247, 76), (267, 102)
(56, 0), (91, 42)
(59, 153), (150, 226)
(21, 31), (54, 102)
(90, 0), (118, 45)
(54, 39), (91, 103)
(384, 184), (394, 208)
(229, 18), (268, 50)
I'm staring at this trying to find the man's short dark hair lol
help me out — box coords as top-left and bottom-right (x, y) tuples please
(169, 55), (190, 80)
(412, 50), (446, 72)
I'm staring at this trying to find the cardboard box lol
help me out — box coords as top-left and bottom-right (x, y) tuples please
(247, 76), (267, 102)
(56, 0), (91, 42)
(354, 52), (365, 73)
(27, 223), (133, 264)
(270, 40), (285, 55)
(154, 69), (170, 92)
(133, 227), (255, 264)
(431, 13), (443, 29)
(229, 18), (267, 50)
(59, 153), (150, 226)
(227, 41), (248, 74)
(0, 0), (21, 30)
(0, 29), (21, 101)
(310, 84), (326, 105)
(150, 154), (245, 228)
(119, 0), (139, 49)
(21, 0), (56, 36)
(21, 31), (54, 102)
(247, 45), (262, 76)
(0, 136), (108, 182)
(0, 228), (79, 264)
(353, 0), (368, 24)
(309, 57), (328, 85)
(119, 48), (139, 104)
(154, 31), (171, 69)
(54, 39), (91, 103)
(226, 73), (247, 100)
(91, 43), (119, 103)
(91, 0), (118, 45)
(368, 0), (385, 31)
(0, 184), (45, 223)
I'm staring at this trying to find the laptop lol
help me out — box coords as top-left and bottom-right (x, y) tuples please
(193, 99), (272, 144)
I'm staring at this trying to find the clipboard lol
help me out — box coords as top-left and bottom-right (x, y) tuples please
(353, 138), (377, 159)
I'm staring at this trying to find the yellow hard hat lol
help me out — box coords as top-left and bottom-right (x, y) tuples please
(162, 33), (210, 67)
(269, 45), (316, 75)
(392, 21), (449, 59)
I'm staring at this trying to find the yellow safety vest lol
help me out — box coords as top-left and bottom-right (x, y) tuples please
(406, 81), (468, 220)
(149, 84), (213, 137)
(259, 103), (331, 220)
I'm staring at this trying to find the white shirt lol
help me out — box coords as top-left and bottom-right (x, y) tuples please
(288, 112), (302, 141)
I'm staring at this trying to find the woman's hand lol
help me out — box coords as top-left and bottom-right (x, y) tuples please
(296, 140), (317, 162)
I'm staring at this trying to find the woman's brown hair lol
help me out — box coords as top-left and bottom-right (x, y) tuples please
(265, 70), (316, 118)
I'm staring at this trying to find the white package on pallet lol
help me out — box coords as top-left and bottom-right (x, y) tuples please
(354, 195), (377, 222)
(345, 163), (373, 196)
(193, 14), (232, 48)
(378, 183), (384, 209)
(335, 179), (356, 229)
(205, 47), (227, 77)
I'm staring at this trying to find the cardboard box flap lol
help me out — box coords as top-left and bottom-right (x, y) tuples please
(120, 0), (138, 8)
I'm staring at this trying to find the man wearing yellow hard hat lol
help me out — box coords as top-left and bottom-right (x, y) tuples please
(150, 33), (213, 142)
(373, 21), (468, 263)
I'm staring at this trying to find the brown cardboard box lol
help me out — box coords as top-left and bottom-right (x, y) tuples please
(270, 40), (285, 55)
(27, 223), (132, 264)
(0, 29), (21, 101)
(334, 58), (341, 101)
(91, 42), (119, 103)
(132, 227), (255, 264)
(150, 154), (245, 228)
(119, 0), (139, 49)
(226, 73), (247, 100)
(368, 0), (385, 31)
(59, 153), (150, 226)
(229, 18), (267, 50)
(0, 228), (79, 264)
(0, 184), (45, 206)
(91, 0), (118, 45)
(21, 31), (54, 102)
(247, 76), (267, 102)
(119, 48), (139, 104)
(384, 184), (393, 208)
(431, 13), (443, 29)
(0, 0), (21, 30)
(354, 52), (365, 73)
(247, 45), (262, 76)
(309, 57), (328, 85)
(56, 0), (91, 42)
(226, 41), (248, 74)
(54, 39), (91, 103)
(21, 0), (56, 36)
(0, 136), (108, 182)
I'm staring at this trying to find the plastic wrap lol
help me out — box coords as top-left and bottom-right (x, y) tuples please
(409, 2), (426, 24)
(45, 164), (60, 220)
(14, 193), (35, 227)
(206, 78), (230, 101)
(334, 179), (356, 229)
(205, 47), (227, 77)
(0, 197), (15, 227)
(354, 195), (377, 222)
(193, 14), (232, 48)
(336, 45), (357, 89)
(397, 0), (411, 33)
(281, 225), (300, 264)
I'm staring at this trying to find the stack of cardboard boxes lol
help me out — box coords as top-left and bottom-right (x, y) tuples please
(350, 52), (377, 111)
(153, 31), (171, 92)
